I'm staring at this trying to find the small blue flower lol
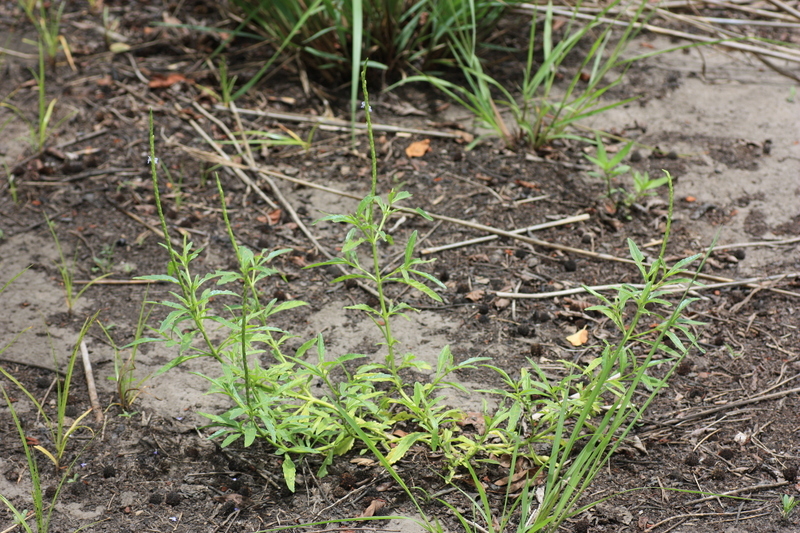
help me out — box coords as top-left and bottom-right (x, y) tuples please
(80, 463), (88, 468)
(169, 516), (177, 522)
(360, 101), (372, 112)
(147, 156), (159, 165)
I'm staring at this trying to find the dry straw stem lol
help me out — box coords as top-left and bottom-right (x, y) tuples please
(174, 143), (800, 300)
(79, 339), (103, 423)
(214, 105), (473, 141)
(419, 213), (590, 254)
(515, 1), (800, 67)
(496, 272), (800, 299)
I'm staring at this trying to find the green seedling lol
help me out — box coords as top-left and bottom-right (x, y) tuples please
(584, 134), (633, 196)
(225, 124), (318, 152)
(0, 314), (98, 470)
(1, 38), (75, 152)
(630, 170), (669, 202)
(217, 56), (237, 107)
(19, 0), (66, 64)
(4, 161), (18, 203)
(781, 494), (798, 520)
(46, 216), (111, 315)
(101, 293), (154, 413)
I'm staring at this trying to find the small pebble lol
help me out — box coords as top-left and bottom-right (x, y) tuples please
(563, 259), (577, 272)
(102, 465), (117, 479)
(148, 493), (163, 505)
(731, 249), (746, 260)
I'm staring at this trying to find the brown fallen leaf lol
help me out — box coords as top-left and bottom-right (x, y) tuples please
(465, 289), (485, 302)
(358, 499), (387, 518)
(405, 139), (431, 158)
(350, 457), (376, 466)
(457, 412), (487, 435)
(566, 327), (589, 347)
(148, 73), (188, 89)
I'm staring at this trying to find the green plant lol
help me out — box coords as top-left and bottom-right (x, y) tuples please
(0, 315), (97, 471)
(46, 216), (110, 315)
(226, 0), (507, 131)
(224, 124), (318, 152)
(781, 494), (798, 520)
(626, 170), (669, 205)
(521, 176), (704, 532)
(584, 134), (633, 196)
(101, 294), (154, 413)
(4, 162), (18, 203)
(390, 0), (660, 149)
(216, 56), (237, 107)
(19, 0), (66, 64)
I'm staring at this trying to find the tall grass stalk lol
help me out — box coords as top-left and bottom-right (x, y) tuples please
(524, 175), (706, 531)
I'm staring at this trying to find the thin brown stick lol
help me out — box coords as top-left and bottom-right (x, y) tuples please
(187, 118), (279, 210)
(496, 273), (800, 299)
(420, 214), (590, 254)
(658, 385), (800, 427)
(79, 340), (103, 424)
(72, 279), (161, 285)
(683, 481), (789, 506)
(106, 199), (183, 249)
(645, 507), (771, 532)
(214, 105), (473, 141)
(518, 4), (800, 64)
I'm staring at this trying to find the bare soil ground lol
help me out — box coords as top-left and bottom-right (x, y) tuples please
(0, 2), (799, 532)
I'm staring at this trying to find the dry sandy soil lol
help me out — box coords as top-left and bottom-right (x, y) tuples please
(0, 2), (799, 532)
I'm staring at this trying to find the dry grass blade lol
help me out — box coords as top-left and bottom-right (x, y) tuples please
(517, 1), (800, 69)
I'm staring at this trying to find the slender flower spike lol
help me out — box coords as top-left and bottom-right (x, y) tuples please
(360, 101), (372, 112)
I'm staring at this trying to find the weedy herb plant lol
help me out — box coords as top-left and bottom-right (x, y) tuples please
(137, 80), (487, 490)
(0, 315), (97, 533)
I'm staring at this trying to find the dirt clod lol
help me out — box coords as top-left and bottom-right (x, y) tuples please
(165, 492), (182, 506)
